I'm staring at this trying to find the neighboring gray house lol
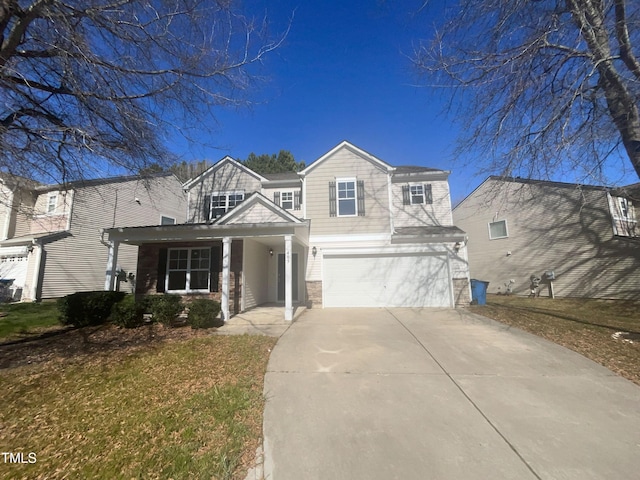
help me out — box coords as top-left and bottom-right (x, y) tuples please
(0, 173), (186, 301)
(453, 177), (640, 299)
(105, 141), (471, 321)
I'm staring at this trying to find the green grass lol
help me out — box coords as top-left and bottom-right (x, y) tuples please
(0, 334), (276, 479)
(0, 302), (61, 339)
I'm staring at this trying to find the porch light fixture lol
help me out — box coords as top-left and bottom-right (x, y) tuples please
(269, 248), (273, 256)
(312, 246), (317, 257)
(454, 242), (462, 251)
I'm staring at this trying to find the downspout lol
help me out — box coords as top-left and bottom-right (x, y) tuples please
(29, 240), (43, 302)
(2, 189), (14, 240)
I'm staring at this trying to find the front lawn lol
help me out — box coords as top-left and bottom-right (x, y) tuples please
(0, 328), (276, 479)
(0, 301), (61, 339)
(471, 295), (640, 385)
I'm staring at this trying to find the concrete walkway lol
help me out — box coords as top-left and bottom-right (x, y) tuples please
(262, 308), (640, 479)
(214, 304), (305, 337)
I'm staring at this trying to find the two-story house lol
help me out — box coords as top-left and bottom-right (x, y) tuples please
(105, 141), (471, 320)
(0, 173), (186, 301)
(453, 177), (640, 299)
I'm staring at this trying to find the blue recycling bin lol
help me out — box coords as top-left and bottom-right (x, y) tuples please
(470, 279), (489, 305)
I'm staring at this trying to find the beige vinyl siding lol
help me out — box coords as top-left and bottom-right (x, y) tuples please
(227, 203), (286, 224)
(30, 190), (72, 234)
(261, 187), (302, 214)
(12, 189), (35, 238)
(305, 149), (391, 236)
(187, 163), (262, 223)
(39, 175), (186, 299)
(391, 180), (453, 227)
(453, 179), (640, 300)
(242, 239), (269, 309)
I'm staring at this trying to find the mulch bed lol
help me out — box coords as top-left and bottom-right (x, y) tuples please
(0, 323), (215, 370)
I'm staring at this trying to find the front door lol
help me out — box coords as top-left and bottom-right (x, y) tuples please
(277, 253), (298, 302)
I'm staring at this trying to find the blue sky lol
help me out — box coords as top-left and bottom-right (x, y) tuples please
(168, 0), (635, 203)
(170, 0), (482, 202)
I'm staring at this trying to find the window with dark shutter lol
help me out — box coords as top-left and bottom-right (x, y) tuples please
(156, 248), (168, 293)
(273, 191), (280, 206)
(425, 184), (433, 204)
(402, 185), (410, 205)
(357, 180), (365, 216)
(210, 246), (221, 292)
(203, 195), (211, 222)
(329, 182), (337, 217)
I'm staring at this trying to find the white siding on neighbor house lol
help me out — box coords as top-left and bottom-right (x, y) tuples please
(242, 239), (269, 310)
(187, 162), (262, 223)
(39, 175), (186, 299)
(391, 180), (453, 228)
(304, 147), (391, 236)
(30, 190), (72, 234)
(453, 179), (640, 300)
(12, 189), (35, 238)
(0, 184), (13, 240)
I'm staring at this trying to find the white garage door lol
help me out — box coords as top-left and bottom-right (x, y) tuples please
(323, 252), (452, 308)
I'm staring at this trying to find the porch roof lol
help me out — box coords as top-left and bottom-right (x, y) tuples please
(104, 220), (310, 246)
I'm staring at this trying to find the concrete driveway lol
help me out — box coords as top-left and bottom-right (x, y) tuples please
(262, 308), (640, 480)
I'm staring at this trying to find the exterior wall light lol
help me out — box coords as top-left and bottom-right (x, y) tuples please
(269, 248), (273, 256)
(312, 246), (317, 257)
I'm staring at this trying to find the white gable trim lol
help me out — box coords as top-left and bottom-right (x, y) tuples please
(215, 192), (304, 225)
(300, 141), (394, 176)
(182, 156), (267, 189)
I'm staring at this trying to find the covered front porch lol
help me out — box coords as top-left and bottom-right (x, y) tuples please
(104, 217), (309, 322)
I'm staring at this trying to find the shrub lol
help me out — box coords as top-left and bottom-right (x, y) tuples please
(110, 295), (145, 329)
(148, 294), (184, 326)
(58, 291), (126, 327)
(187, 299), (222, 329)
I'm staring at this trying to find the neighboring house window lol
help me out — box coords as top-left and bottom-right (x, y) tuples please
(273, 190), (302, 210)
(329, 179), (365, 217)
(167, 248), (210, 292)
(47, 194), (57, 214)
(208, 191), (244, 219)
(609, 194), (638, 237)
(402, 184), (433, 205)
(488, 220), (508, 239)
(160, 215), (176, 225)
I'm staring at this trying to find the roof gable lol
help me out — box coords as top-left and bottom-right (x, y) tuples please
(182, 156), (267, 189)
(300, 141), (394, 176)
(215, 193), (303, 225)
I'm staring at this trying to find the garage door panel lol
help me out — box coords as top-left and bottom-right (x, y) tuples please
(324, 253), (451, 308)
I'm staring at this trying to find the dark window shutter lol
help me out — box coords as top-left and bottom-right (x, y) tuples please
(357, 180), (365, 216)
(424, 184), (433, 204)
(273, 191), (280, 206)
(329, 182), (337, 217)
(402, 185), (410, 205)
(210, 246), (220, 292)
(294, 190), (301, 210)
(156, 248), (168, 293)
(203, 194), (211, 222)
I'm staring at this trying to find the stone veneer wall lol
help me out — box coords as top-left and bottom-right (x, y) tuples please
(136, 239), (243, 315)
(305, 281), (322, 308)
(452, 278), (471, 307)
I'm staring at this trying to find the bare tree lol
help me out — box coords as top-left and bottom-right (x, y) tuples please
(414, 0), (640, 183)
(0, 0), (285, 184)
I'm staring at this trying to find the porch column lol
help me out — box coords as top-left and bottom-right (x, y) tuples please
(221, 237), (231, 322)
(284, 235), (293, 321)
(104, 240), (120, 291)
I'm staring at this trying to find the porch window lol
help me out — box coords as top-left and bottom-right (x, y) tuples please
(167, 248), (210, 291)
(210, 191), (244, 219)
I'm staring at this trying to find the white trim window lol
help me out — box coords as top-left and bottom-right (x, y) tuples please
(160, 215), (176, 225)
(337, 178), (357, 216)
(281, 191), (294, 210)
(410, 185), (426, 204)
(167, 248), (210, 292)
(488, 219), (508, 239)
(210, 191), (244, 219)
(47, 193), (57, 214)
(609, 194), (638, 237)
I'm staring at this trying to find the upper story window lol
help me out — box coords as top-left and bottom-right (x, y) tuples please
(329, 179), (365, 217)
(205, 191), (244, 220)
(273, 190), (301, 211)
(609, 195), (637, 238)
(488, 219), (508, 240)
(160, 215), (176, 225)
(402, 184), (433, 205)
(47, 194), (57, 214)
